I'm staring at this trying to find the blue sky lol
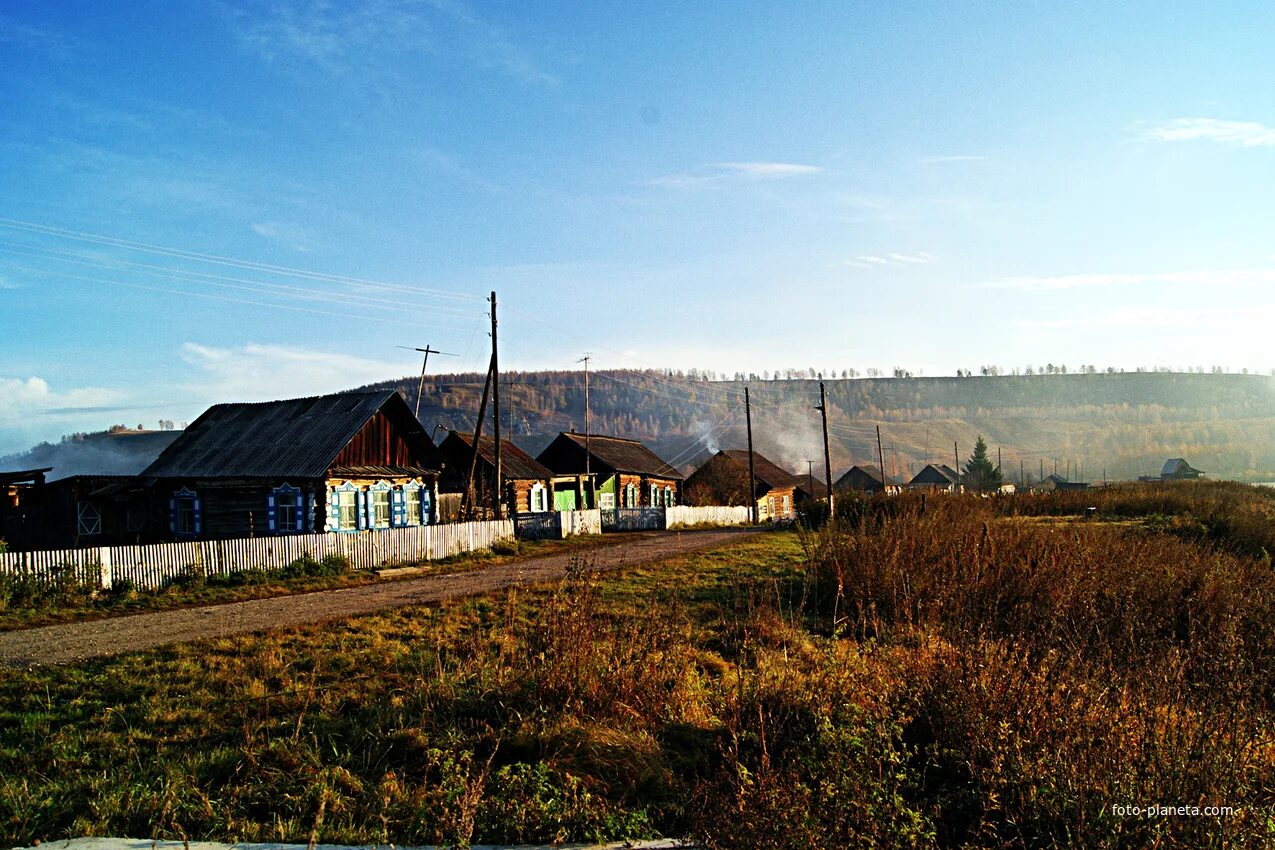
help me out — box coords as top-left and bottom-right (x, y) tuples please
(2, 1), (1275, 454)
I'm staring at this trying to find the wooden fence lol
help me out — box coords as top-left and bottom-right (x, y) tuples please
(665, 505), (753, 528)
(0, 519), (515, 592)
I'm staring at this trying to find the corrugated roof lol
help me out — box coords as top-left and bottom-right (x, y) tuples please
(443, 431), (555, 480)
(556, 432), (683, 479)
(328, 465), (437, 479)
(835, 465), (899, 487)
(910, 463), (960, 485)
(142, 390), (415, 479)
(718, 450), (798, 491)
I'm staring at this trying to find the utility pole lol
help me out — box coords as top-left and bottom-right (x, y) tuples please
(578, 354), (591, 491)
(745, 387), (757, 523)
(806, 460), (815, 501)
(816, 382), (834, 517)
(462, 357), (495, 517)
(489, 291), (502, 519)
(954, 441), (961, 492)
(876, 425), (887, 494)
(1020, 458), (1025, 488)
(403, 345), (457, 420)
(1040, 458), (1045, 482)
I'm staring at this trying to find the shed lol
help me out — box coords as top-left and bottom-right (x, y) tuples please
(1161, 458), (1204, 480)
(909, 463), (961, 492)
(833, 465), (902, 495)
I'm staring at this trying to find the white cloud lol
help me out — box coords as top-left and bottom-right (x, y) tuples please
(989, 267), (1275, 291)
(654, 161), (823, 188)
(1146, 118), (1275, 147)
(0, 376), (124, 426)
(180, 342), (403, 402)
(845, 251), (932, 269)
(921, 154), (987, 164)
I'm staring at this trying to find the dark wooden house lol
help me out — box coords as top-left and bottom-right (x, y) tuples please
(437, 430), (592, 514)
(834, 465), (902, 495)
(537, 432), (682, 508)
(1037, 473), (1090, 491)
(909, 463), (961, 492)
(140, 389), (443, 540)
(685, 450), (798, 520)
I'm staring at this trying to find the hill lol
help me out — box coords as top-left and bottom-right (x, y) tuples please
(0, 427), (181, 481)
(357, 370), (1275, 484)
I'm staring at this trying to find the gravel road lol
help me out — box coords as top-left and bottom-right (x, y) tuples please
(0, 528), (761, 669)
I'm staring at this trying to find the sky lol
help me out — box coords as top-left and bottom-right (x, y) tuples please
(2, 0), (1275, 455)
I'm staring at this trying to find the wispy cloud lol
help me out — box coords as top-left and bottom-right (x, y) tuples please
(845, 251), (933, 269)
(1145, 118), (1275, 147)
(921, 154), (987, 164)
(251, 221), (315, 252)
(180, 342), (403, 402)
(226, 0), (554, 86)
(1015, 306), (1263, 332)
(989, 267), (1275, 291)
(654, 161), (823, 188)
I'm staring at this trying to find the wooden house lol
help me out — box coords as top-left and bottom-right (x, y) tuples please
(1037, 473), (1089, 491)
(1161, 458), (1204, 480)
(437, 430), (592, 514)
(792, 471), (828, 504)
(684, 450), (798, 519)
(537, 432), (682, 508)
(834, 465), (902, 495)
(909, 463), (961, 492)
(0, 468), (52, 549)
(140, 390), (443, 540)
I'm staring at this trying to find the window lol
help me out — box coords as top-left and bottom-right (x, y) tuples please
(599, 492), (615, 509)
(665, 486), (675, 507)
(625, 483), (637, 507)
(405, 486), (422, 525)
(372, 489), (390, 528)
(338, 490), (358, 530)
(173, 488), (200, 536)
(271, 485), (302, 533)
(530, 483), (547, 512)
(76, 501), (102, 536)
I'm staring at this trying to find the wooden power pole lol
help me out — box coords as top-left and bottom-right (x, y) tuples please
(489, 292), (502, 518)
(745, 386), (757, 523)
(578, 354), (591, 489)
(462, 357), (495, 517)
(817, 383), (834, 518)
(876, 425), (887, 493)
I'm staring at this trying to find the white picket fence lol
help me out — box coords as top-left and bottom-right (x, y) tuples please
(665, 505), (754, 528)
(0, 520), (514, 592)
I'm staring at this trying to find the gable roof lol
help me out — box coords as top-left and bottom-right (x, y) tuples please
(442, 431), (555, 481)
(910, 463), (960, 485)
(142, 390), (426, 479)
(551, 432), (683, 480)
(718, 450), (799, 491)
(835, 464), (899, 487)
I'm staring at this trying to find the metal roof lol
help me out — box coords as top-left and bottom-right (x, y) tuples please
(550, 432), (683, 479)
(142, 390), (417, 479)
(442, 431), (555, 481)
(717, 450), (799, 491)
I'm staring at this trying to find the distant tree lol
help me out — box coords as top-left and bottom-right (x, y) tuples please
(962, 435), (1003, 492)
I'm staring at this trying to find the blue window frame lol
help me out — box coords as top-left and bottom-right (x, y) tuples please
(170, 487), (201, 537)
(268, 484), (303, 533)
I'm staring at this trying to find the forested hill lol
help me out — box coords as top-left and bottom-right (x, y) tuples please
(359, 370), (1275, 484)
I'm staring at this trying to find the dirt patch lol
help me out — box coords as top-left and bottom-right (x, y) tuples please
(0, 528), (762, 668)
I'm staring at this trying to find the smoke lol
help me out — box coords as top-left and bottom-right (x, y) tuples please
(760, 408), (825, 477)
(0, 431), (180, 480)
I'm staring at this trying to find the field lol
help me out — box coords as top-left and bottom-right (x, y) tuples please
(1, 482), (1273, 848)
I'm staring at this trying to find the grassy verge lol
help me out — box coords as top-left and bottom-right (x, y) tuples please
(0, 533), (608, 633)
(2, 484), (1273, 848)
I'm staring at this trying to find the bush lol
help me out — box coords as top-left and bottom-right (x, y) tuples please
(491, 538), (520, 556)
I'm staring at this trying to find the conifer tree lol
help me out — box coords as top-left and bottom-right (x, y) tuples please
(963, 435), (1003, 491)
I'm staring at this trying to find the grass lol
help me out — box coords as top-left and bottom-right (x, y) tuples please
(0, 533), (608, 633)
(1, 484), (1273, 848)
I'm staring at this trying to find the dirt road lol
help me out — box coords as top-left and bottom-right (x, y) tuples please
(0, 528), (761, 669)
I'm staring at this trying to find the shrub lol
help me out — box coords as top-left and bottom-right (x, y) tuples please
(491, 538), (520, 556)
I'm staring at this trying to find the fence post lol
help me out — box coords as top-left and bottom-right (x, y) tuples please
(98, 546), (112, 591)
